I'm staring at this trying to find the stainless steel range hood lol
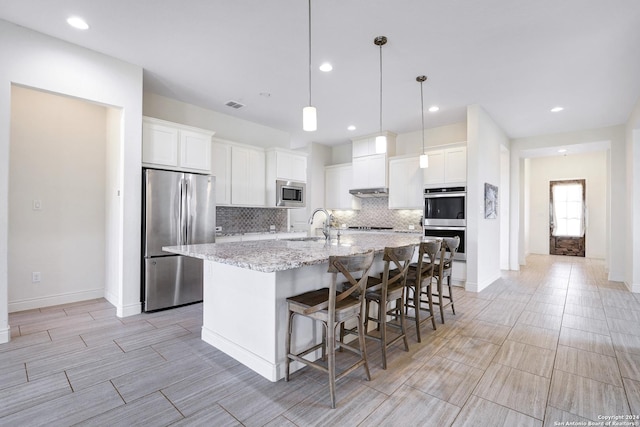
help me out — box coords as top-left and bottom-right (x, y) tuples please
(349, 188), (389, 198)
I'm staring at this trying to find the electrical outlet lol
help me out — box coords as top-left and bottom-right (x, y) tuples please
(32, 200), (42, 211)
(408, 225), (415, 230)
(32, 272), (41, 283)
(269, 225), (276, 231)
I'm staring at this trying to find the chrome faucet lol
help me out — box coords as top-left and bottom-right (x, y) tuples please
(308, 208), (333, 240)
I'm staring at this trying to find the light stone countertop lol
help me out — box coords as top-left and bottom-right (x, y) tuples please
(164, 232), (426, 273)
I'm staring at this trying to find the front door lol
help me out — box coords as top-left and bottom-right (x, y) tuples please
(549, 179), (586, 257)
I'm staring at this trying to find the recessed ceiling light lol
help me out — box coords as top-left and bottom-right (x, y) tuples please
(319, 63), (333, 72)
(558, 149), (567, 153)
(428, 106), (439, 112)
(347, 125), (356, 131)
(551, 106), (564, 113)
(67, 16), (89, 30)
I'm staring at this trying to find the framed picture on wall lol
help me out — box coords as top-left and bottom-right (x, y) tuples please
(485, 183), (498, 219)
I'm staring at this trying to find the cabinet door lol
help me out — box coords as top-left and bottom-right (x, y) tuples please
(423, 150), (445, 185)
(142, 122), (179, 167)
(367, 153), (387, 188)
(352, 154), (387, 189)
(389, 156), (423, 209)
(231, 146), (265, 206)
(179, 130), (211, 172)
(351, 157), (370, 189)
(325, 165), (360, 210)
(211, 142), (231, 205)
(352, 137), (375, 157)
(277, 151), (307, 182)
(444, 146), (467, 183)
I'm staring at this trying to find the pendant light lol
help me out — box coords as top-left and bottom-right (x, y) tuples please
(417, 75), (429, 168)
(374, 36), (387, 153)
(302, 0), (317, 132)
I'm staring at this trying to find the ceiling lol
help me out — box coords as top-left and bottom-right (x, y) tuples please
(2, 1), (640, 149)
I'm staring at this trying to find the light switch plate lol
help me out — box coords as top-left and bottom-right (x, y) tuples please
(33, 200), (42, 211)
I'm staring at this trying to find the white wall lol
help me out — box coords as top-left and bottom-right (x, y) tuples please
(510, 125), (626, 281)
(466, 105), (509, 292)
(0, 20), (143, 343)
(500, 147), (510, 270)
(626, 97), (640, 292)
(9, 87), (107, 311)
(105, 108), (123, 307)
(395, 122), (467, 155)
(528, 151), (607, 258)
(143, 92), (290, 149)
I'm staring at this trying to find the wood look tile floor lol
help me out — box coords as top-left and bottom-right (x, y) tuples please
(2, 254), (640, 426)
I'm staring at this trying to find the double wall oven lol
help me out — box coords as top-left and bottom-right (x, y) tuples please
(423, 186), (466, 260)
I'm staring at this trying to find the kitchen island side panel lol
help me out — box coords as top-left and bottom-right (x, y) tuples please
(202, 260), (329, 382)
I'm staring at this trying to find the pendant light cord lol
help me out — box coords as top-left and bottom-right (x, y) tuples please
(420, 80), (425, 153)
(308, 0), (312, 106)
(379, 43), (383, 134)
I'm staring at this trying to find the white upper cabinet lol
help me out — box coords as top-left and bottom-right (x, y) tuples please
(388, 155), (423, 209)
(352, 154), (387, 189)
(231, 145), (265, 206)
(325, 163), (361, 210)
(142, 117), (214, 173)
(211, 139), (232, 205)
(423, 144), (467, 186)
(350, 132), (396, 189)
(443, 145), (467, 184)
(266, 148), (307, 183)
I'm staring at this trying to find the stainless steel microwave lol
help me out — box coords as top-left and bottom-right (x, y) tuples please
(276, 180), (306, 207)
(424, 186), (466, 227)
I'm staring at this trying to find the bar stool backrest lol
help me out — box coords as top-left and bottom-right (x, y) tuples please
(417, 239), (442, 282)
(301, 250), (375, 317)
(439, 236), (460, 277)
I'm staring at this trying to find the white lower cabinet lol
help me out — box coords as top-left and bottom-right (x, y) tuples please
(451, 260), (466, 284)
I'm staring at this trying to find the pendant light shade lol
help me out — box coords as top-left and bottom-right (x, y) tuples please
(417, 75), (429, 168)
(419, 153), (429, 168)
(303, 106), (317, 131)
(375, 135), (387, 154)
(374, 36), (387, 153)
(303, 0), (317, 132)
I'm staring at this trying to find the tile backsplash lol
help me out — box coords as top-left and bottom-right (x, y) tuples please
(216, 198), (422, 234)
(216, 206), (288, 234)
(330, 197), (423, 230)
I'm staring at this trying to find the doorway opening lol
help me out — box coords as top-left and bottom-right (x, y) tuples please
(549, 179), (585, 256)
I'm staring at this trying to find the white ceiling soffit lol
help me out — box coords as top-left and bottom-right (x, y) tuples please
(1, 1), (639, 148)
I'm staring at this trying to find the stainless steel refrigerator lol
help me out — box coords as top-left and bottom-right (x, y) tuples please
(142, 168), (216, 311)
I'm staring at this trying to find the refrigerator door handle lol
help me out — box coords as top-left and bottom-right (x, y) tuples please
(178, 177), (184, 246)
(185, 178), (190, 245)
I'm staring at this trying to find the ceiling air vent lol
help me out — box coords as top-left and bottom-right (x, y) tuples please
(225, 100), (245, 109)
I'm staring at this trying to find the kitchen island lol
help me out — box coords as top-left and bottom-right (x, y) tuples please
(164, 233), (423, 381)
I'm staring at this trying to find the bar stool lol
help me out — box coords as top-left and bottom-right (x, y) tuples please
(432, 236), (460, 323)
(363, 244), (415, 369)
(284, 250), (375, 409)
(405, 239), (441, 342)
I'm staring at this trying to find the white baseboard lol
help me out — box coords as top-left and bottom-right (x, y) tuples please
(8, 289), (104, 313)
(117, 302), (141, 318)
(465, 273), (501, 293)
(0, 326), (10, 344)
